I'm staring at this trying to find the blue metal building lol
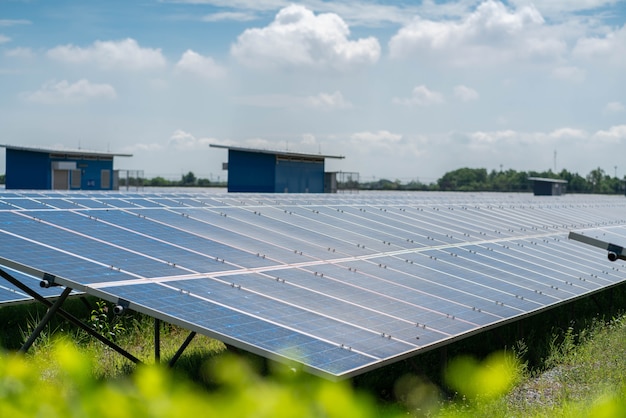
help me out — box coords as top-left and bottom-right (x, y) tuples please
(210, 144), (344, 193)
(1, 144), (132, 190)
(528, 177), (568, 196)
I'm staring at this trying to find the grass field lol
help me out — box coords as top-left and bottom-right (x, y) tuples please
(1, 296), (625, 416)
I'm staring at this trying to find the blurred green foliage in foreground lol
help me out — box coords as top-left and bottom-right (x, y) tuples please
(1, 339), (625, 418)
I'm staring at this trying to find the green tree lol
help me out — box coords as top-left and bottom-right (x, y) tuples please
(586, 167), (605, 193)
(438, 168), (488, 191)
(149, 176), (171, 187)
(181, 171), (197, 186)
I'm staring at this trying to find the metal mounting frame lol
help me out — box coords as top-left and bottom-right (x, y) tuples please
(0, 267), (195, 367)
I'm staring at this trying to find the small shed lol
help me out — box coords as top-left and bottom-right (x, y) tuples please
(528, 177), (568, 196)
(1, 144), (132, 190)
(210, 144), (344, 193)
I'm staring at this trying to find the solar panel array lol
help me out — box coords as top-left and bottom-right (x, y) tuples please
(1, 190), (625, 378)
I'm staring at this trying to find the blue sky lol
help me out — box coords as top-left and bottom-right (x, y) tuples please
(1, 0), (625, 182)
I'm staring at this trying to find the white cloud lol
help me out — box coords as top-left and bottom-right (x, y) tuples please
(469, 129), (519, 146)
(202, 11), (258, 22)
(234, 91), (352, 110)
(47, 38), (166, 70)
(306, 91), (352, 110)
(351, 130), (402, 144)
(0, 19), (31, 26)
(0, 34), (10, 44)
(230, 4), (380, 72)
(592, 125), (626, 143)
(548, 127), (587, 139)
(509, 0), (623, 17)
(175, 50), (226, 79)
(20, 79), (117, 104)
(393, 85), (444, 106)
(468, 127), (589, 148)
(388, 1), (565, 66)
(454, 85), (479, 102)
(605, 101), (625, 113)
(551, 66), (586, 82)
(5, 47), (34, 58)
(347, 130), (422, 160)
(573, 24), (626, 67)
(168, 129), (216, 150)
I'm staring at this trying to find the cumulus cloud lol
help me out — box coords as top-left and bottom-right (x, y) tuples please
(168, 129), (217, 150)
(306, 91), (352, 110)
(202, 11), (258, 22)
(5, 47), (34, 58)
(573, 25), (626, 67)
(592, 125), (626, 143)
(21, 79), (117, 104)
(230, 4), (380, 72)
(548, 128), (587, 139)
(389, 1), (564, 66)
(468, 127), (591, 148)
(454, 85), (479, 102)
(509, 0), (621, 16)
(393, 85), (444, 106)
(175, 50), (226, 79)
(469, 129), (518, 146)
(47, 38), (166, 70)
(605, 101), (625, 113)
(234, 91), (352, 110)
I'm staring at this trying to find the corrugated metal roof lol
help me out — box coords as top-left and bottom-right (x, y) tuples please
(528, 177), (568, 184)
(210, 144), (344, 160)
(1, 144), (132, 158)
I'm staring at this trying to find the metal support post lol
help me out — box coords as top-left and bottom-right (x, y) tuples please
(0, 268), (142, 364)
(20, 287), (72, 353)
(154, 318), (161, 364)
(168, 331), (196, 367)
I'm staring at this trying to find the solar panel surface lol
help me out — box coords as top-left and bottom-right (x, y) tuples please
(0, 265), (73, 306)
(0, 190), (625, 378)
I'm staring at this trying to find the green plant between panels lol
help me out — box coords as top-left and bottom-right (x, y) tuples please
(88, 300), (129, 342)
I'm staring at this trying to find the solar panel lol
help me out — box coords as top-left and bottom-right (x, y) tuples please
(0, 265), (74, 306)
(1, 190), (625, 378)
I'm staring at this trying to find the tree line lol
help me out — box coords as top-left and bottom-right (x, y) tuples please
(2, 167), (619, 194)
(120, 171), (225, 188)
(355, 167), (624, 194)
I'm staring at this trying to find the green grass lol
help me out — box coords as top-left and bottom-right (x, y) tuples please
(2, 297), (626, 416)
(436, 314), (626, 417)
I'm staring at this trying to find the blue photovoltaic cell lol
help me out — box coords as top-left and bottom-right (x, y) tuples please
(96, 281), (375, 374)
(1, 191), (626, 378)
(0, 265), (79, 305)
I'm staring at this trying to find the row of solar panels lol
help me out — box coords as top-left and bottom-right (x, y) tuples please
(0, 191), (625, 378)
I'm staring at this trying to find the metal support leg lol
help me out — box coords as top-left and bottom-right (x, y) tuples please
(168, 331), (196, 368)
(0, 268), (142, 364)
(20, 287), (72, 353)
(154, 318), (161, 364)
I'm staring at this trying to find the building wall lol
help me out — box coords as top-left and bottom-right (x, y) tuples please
(275, 158), (324, 193)
(226, 150), (326, 193)
(533, 181), (565, 196)
(227, 150), (276, 192)
(6, 149), (116, 190)
(55, 157), (114, 190)
(6, 149), (50, 189)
